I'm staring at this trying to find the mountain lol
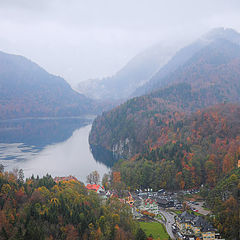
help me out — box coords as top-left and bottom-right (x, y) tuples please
(112, 103), (240, 189)
(88, 28), (240, 240)
(0, 50), (95, 119)
(133, 27), (240, 96)
(205, 167), (240, 240)
(76, 43), (176, 100)
(111, 103), (240, 239)
(89, 37), (240, 161)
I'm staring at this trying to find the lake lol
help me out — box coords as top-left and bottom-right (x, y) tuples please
(0, 117), (109, 182)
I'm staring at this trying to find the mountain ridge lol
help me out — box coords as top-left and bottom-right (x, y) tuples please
(0, 50), (97, 119)
(89, 29), (240, 162)
(133, 27), (240, 96)
(77, 43), (176, 100)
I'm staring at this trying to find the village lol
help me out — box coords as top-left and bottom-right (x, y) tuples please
(54, 175), (225, 240)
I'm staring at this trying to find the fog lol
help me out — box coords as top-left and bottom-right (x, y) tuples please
(0, 0), (240, 86)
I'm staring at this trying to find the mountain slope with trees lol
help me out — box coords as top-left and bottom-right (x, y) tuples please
(133, 27), (240, 96)
(205, 168), (240, 240)
(0, 50), (97, 119)
(0, 169), (139, 240)
(113, 103), (240, 190)
(90, 38), (240, 160)
(88, 28), (240, 240)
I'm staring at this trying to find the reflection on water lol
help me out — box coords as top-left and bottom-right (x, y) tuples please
(90, 144), (119, 167)
(0, 118), (109, 182)
(0, 117), (92, 147)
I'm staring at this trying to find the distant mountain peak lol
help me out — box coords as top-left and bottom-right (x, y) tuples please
(133, 27), (240, 96)
(201, 27), (240, 44)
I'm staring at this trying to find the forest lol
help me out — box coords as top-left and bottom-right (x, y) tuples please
(112, 104), (240, 190)
(0, 167), (140, 240)
(204, 168), (240, 240)
(89, 39), (240, 160)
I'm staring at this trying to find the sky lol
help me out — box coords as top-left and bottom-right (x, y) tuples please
(0, 0), (240, 87)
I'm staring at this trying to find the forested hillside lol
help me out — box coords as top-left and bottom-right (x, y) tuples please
(134, 27), (240, 96)
(90, 38), (240, 161)
(0, 169), (138, 240)
(113, 104), (240, 190)
(0, 51), (96, 119)
(205, 168), (240, 240)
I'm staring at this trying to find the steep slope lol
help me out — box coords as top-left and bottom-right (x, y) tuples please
(0, 51), (94, 119)
(133, 27), (240, 96)
(206, 168), (240, 240)
(113, 104), (240, 240)
(113, 103), (240, 189)
(77, 43), (175, 100)
(89, 38), (240, 161)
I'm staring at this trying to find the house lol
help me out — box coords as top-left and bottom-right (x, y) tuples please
(126, 194), (134, 207)
(175, 211), (217, 240)
(139, 198), (159, 214)
(86, 184), (105, 193)
(106, 190), (112, 198)
(156, 198), (174, 208)
(176, 211), (195, 232)
(201, 224), (217, 240)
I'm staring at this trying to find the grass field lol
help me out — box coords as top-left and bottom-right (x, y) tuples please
(139, 222), (169, 240)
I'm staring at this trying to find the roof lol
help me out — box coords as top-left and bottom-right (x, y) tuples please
(178, 211), (216, 233)
(201, 223), (216, 232)
(178, 211), (195, 223)
(156, 199), (168, 204)
(192, 216), (206, 227)
(86, 184), (104, 192)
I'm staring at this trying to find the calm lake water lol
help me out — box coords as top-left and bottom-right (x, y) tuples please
(0, 117), (109, 182)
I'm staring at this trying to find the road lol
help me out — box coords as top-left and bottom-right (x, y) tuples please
(159, 208), (176, 240)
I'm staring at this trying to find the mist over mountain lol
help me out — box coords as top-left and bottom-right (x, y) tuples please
(76, 43), (176, 100)
(90, 28), (240, 160)
(77, 28), (240, 102)
(133, 27), (240, 96)
(0, 50), (96, 119)
(88, 31), (240, 231)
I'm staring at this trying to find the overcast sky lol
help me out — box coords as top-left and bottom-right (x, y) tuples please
(0, 0), (240, 87)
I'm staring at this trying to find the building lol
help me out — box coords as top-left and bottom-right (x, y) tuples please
(139, 198), (159, 214)
(175, 211), (217, 240)
(86, 184), (105, 193)
(176, 211), (194, 232)
(156, 198), (174, 208)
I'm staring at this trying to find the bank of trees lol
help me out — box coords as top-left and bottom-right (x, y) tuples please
(113, 104), (240, 191)
(0, 167), (138, 240)
(205, 168), (240, 240)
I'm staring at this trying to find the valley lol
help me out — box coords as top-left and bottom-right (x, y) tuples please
(0, 27), (240, 240)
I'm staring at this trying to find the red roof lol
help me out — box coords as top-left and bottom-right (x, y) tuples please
(86, 184), (104, 192)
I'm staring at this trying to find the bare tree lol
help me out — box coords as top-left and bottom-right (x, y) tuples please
(86, 170), (100, 184)
(18, 169), (24, 184)
(0, 164), (4, 173)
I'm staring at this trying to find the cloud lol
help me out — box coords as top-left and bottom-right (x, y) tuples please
(0, 0), (240, 86)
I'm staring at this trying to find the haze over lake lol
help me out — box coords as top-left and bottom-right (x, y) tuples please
(0, 117), (109, 182)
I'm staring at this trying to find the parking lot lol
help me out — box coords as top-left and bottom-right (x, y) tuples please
(187, 201), (211, 215)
